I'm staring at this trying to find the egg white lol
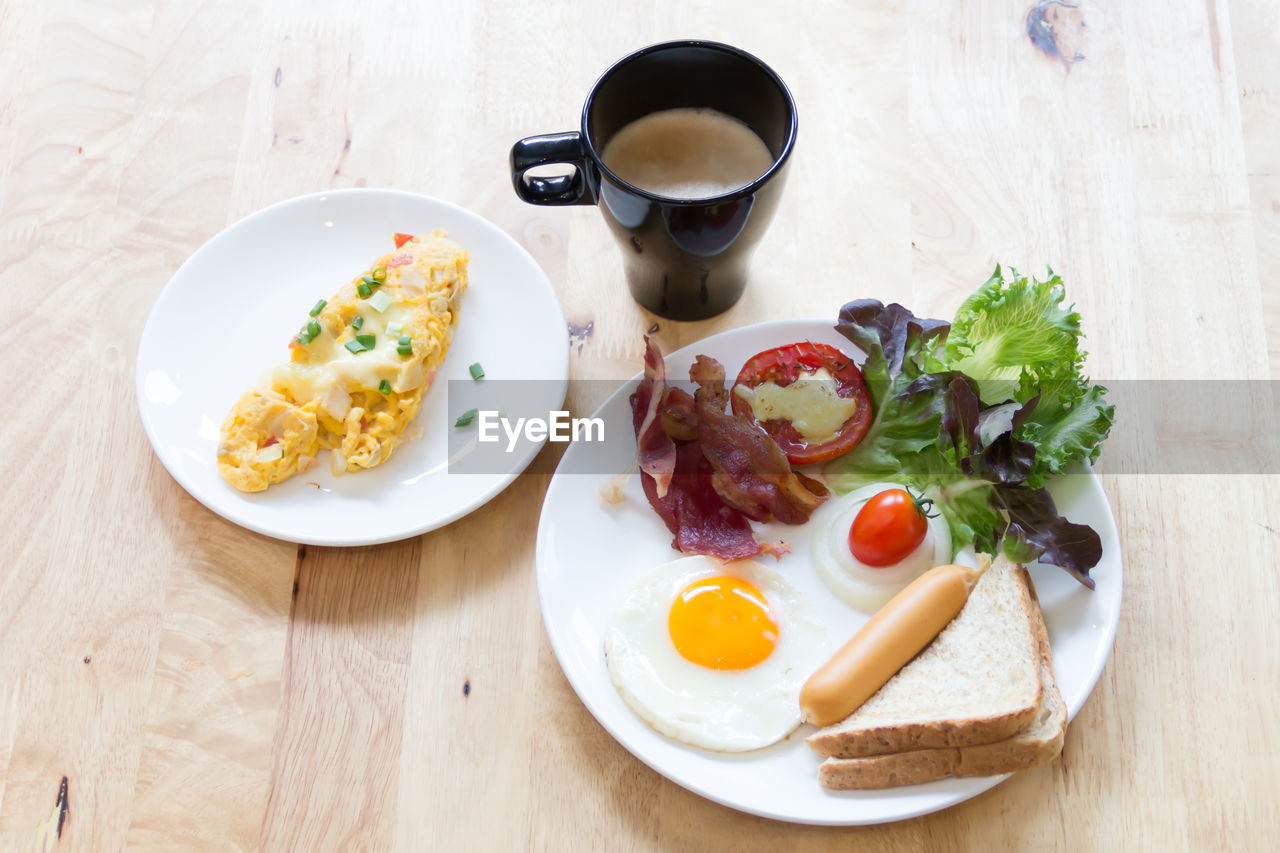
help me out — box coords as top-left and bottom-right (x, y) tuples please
(604, 556), (831, 752)
(811, 482), (952, 612)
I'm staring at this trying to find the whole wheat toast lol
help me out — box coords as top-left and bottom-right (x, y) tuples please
(816, 593), (1066, 789)
(806, 555), (1043, 759)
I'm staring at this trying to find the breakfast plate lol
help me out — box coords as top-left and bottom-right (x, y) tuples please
(137, 188), (569, 546)
(535, 319), (1122, 825)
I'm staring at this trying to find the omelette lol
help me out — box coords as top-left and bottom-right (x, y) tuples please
(217, 231), (469, 492)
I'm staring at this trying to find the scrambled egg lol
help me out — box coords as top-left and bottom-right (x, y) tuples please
(217, 231), (469, 492)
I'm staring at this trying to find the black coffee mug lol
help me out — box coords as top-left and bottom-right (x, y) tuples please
(510, 40), (797, 321)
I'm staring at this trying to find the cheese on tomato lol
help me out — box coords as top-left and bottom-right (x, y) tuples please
(732, 367), (859, 443)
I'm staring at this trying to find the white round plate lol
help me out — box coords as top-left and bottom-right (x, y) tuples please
(535, 319), (1122, 825)
(137, 188), (568, 545)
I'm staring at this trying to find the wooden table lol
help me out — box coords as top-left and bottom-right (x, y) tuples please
(3, 0), (1278, 849)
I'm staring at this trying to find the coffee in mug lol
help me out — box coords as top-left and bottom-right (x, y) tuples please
(510, 41), (797, 321)
(600, 107), (774, 200)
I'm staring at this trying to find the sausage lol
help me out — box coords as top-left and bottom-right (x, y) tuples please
(799, 558), (989, 728)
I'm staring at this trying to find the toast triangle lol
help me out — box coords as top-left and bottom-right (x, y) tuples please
(805, 555), (1043, 759)
(816, 585), (1066, 789)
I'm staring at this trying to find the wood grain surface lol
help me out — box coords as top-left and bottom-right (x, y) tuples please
(2, 0), (1278, 849)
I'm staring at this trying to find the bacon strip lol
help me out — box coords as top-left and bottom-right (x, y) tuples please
(628, 341), (821, 561)
(638, 443), (767, 561)
(630, 348), (768, 560)
(659, 387), (698, 442)
(633, 336), (676, 497)
(691, 355), (829, 525)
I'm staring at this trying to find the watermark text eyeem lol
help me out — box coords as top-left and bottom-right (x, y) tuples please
(477, 410), (605, 452)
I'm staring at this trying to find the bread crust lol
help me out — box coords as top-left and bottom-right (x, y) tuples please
(810, 706), (1038, 759)
(816, 584), (1066, 790)
(806, 559), (1044, 759)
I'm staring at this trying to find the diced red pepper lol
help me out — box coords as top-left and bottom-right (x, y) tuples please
(263, 437), (278, 448)
(393, 232), (414, 249)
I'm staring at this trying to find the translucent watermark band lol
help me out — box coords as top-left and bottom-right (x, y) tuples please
(445, 379), (1279, 476)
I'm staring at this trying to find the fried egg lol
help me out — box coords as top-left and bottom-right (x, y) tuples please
(604, 556), (830, 752)
(811, 482), (952, 612)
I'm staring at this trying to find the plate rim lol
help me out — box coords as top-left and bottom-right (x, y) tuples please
(135, 187), (569, 546)
(534, 316), (1122, 826)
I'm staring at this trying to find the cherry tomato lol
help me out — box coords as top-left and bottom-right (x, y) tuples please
(730, 342), (872, 465)
(847, 489), (929, 567)
(393, 232), (414, 249)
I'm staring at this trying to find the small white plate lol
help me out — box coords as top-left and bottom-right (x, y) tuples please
(535, 319), (1122, 825)
(137, 189), (568, 546)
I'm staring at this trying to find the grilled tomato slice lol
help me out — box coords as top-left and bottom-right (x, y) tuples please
(730, 342), (872, 465)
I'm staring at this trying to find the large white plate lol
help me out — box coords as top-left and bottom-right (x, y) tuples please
(137, 189), (568, 545)
(535, 319), (1122, 825)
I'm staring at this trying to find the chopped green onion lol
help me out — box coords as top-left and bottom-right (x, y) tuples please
(355, 334), (376, 350)
(385, 320), (403, 336)
(397, 334), (413, 356)
(372, 267), (387, 283)
(297, 318), (321, 345)
(454, 408), (479, 427)
(360, 274), (382, 288)
(356, 281), (372, 298)
(344, 338), (368, 354)
(309, 299), (327, 317)
(378, 379), (391, 395)
(469, 362), (485, 380)
(352, 316), (364, 331)
(368, 290), (393, 313)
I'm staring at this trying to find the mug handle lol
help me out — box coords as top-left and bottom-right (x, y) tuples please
(510, 132), (595, 205)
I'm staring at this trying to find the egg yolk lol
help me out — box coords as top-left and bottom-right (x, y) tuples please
(668, 576), (779, 671)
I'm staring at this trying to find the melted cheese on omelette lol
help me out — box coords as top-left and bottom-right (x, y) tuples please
(217, 231), (469, 492)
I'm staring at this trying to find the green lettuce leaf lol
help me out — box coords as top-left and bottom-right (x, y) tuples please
(1018, 383), (1115, 486)
(933, 477), (1004, 557)
(936, 265), (1084, 405)
(825, 300), (953, 485)
(899, 447), (1005, 559)
(825, 272), (1113, 587)
(935, 265), (1114, 485)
